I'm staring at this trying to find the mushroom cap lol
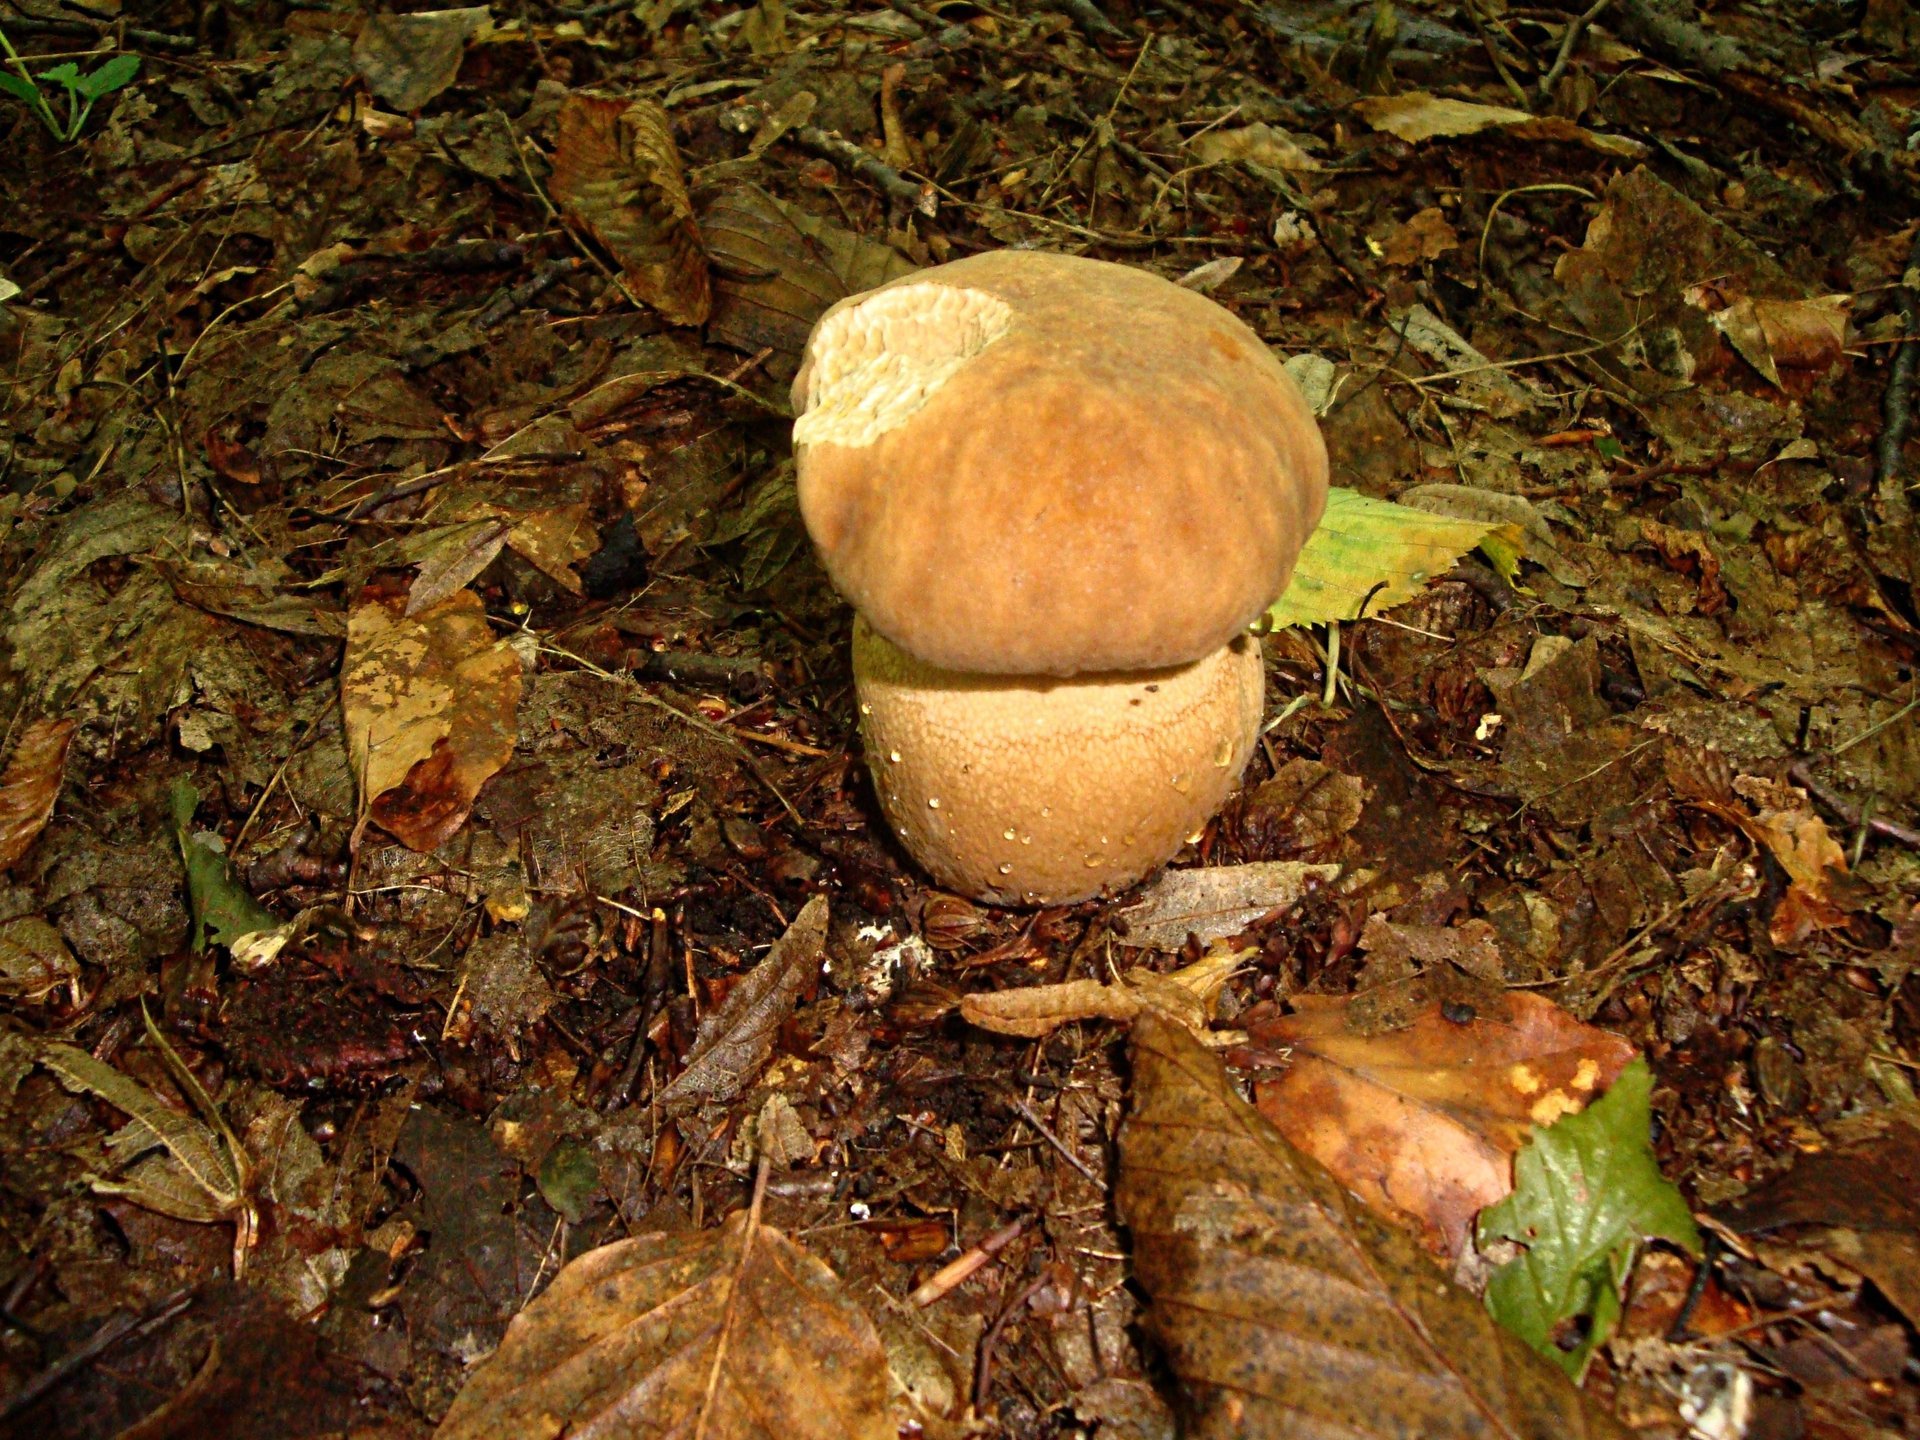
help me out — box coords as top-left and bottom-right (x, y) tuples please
(794, 250), (1329, 677)
(854, 617), (1266, 906)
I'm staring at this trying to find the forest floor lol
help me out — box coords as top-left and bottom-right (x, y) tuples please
(1, 1), (1918, 1436)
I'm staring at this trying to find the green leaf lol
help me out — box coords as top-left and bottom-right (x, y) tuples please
(33, 61), (80, 88)
(1479, 1059), (1701, 1379)
(75, 53), (139, 99)
(1267, 488), (1521, 629)
(168, 778), (278, 951)
(0, 72), (39, 103)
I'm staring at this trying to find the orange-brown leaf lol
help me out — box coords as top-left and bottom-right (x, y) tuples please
(0, 719), (75, 872)
(1247, 991), (1635, 1257)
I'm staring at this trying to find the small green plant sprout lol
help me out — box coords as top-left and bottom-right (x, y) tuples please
(0, 26), (140, 142)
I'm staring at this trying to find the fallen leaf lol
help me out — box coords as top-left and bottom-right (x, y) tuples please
(962, 945), (1248, 1039)
(551, 92), (711, 327)
(1389, 303), (1553, 417)
(1714, 1114), (1920, 1328)
(658, 895), (828, 1112)
(1114, 861), (1340, 951)
(0, 916), (79, 1002)
(1119, 1013), (1632, 1438)
(352, 7), (494, 112)
(1247, 990), (1636, 1257)
(1270, 488), (1521, 630)
(1377, 206), (1458, 266)
(1188, 122), (1322, 172)
(1354, 92), (1646, 158)
(341, 587), (523, 852)
(1400, 484), (1591, 588)
(1637, 518), (1728, 615)
(405, 518), (513, 616)
(435, 1206), (891, 1440)
(1234, 758), (1365, 856)
(1480, 1060), (1702, 1379)
(1708, 293), (1850, 387)
(0, 717), (74, 871)
(1668, 758), (1848, 945)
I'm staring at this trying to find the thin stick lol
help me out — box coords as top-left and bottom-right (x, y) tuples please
(1537, 0), (1614, 105)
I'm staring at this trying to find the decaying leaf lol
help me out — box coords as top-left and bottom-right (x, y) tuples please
(1270, 488), (1522, 630)
(169, 777), (279, 951)
(405, 519), (514, 616)
(551, 92), (711, 326)
(658, 895), (828, 1113)
(1480, 1060), (1701, 1379)
(0, 717), (74, 871)
(962, 945), (1249, 1039)
(434, 1202), (891, 1440)
(1247, 991), (1636, 1257)
(40, 1004), (258, 1275)
(1119, 1013), (1631, 1438)
(1188, 122), (1322, 173)
(1115, 861), (1339, 951)
(341, 587), (523, 852)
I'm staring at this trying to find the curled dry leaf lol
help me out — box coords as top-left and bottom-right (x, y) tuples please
(1115, 861), (1340, 951)
(1245, 991), (1636, 1258)
(1708, 293), (1850, 387)
(341, 588), (523, 852)
(961, 945), (1248, 1040)
(0, 718), (75, 871)
(1668, 758), (1849, 945)
(658, 895), (828, 1113)
(1353, 92), (1646, 158)
(1118, 1013), (1630, 1439)
(551, 92), (711, 327)
(433, 1207), (891, 1440)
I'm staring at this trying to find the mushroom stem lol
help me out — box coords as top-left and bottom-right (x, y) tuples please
(853, 618), (1265, 906)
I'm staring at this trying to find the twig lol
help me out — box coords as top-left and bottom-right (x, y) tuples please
(1052, 0), (1127, 42)
(1460, 0), (1533, 109)
(1537, 0), (1614, 106)
(908, 1216), (1031, 1307)
(1875, 228), (1920, 495)
(0, 14), (196, 49)
(1788, 761), (1920, 850)
(0, 1288), (195, 1424)
(974, 1270), (1053, 1415)
(793, 122), (936, 215)
(1004, 1093), (1105, 1189)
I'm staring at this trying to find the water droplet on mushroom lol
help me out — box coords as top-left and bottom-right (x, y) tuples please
(888, 750), (902, 763)
(1020, 834), (1032, 845)
(998, 863), (1012, 875)
(860, 703), (872, 715)
(1214, 738), (1234, 767)
(1040, 805), (1052, 818)
(1002, 827), (1016, 841)
(1169, 773), (1191, 793)
(1084, 854), (1105, 868)
(927, 796), (941, 809)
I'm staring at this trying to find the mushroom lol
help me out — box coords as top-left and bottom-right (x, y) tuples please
(793, 251), (1328, 905)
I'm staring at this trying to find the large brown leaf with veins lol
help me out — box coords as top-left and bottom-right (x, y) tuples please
(1119, 1012), (1630, 1439)
(1247, 990), (1635, 1257)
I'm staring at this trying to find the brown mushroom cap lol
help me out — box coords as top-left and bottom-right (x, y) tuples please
(794, 250), (1329, 677)
(853, 617), (1265, 905)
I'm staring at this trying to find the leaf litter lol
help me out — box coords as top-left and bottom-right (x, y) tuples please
(3, 0), (1919, 1435)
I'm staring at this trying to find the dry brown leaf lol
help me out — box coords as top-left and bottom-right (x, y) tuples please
(658, 895), (828, 1113)
(1377, 205), (1458, 266)
(352, 7), (493, 112)
(341, 588), (522, 852)
(1115, 861), (1339, 951)
(1119, 1012), (1632, 1438)
(1354, 92), (1646, 158)
(0, 916), (79, 1002)
(1709, 293), (1850, 387)
(1188, 122), (1322, 172)
(1669, 758), (1848, 945)
(961, 946), (1248, 1039)
(551, 92), (711, 327)
(434, 1206), (891, 1440)
(1245, 991), (1636, 1257)
(0, 718), (74, 872)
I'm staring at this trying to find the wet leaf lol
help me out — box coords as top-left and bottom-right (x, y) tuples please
(1480, 1060), (1701, 1379)
(0, 717), (74, 871)
(658, 895), (828, 1113)
(962, 945), (1249, 1039)
(551, 92), (711, 326)
(434, 1205), (891, 1440)
(0, 915), (79, 1002)
(1271, 489), (1521, 629)
(1249, 991), (1636, 1257)
(1668, 762), (1849, 945)
(352, 7), (494, 112)
(1119, 1013), (1631, 1438)
(341, 587), (523, 852)
(169, 778), (279, 952)
(1115, 861), (1339, 951)
(1708, 293), (1850, 388)
(405, 518), (513, 616)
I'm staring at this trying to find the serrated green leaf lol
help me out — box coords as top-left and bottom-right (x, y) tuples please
(1479, 1059), (1701, 1378)
(75, 54), (139, 99)
(38, 1042), (241, 1205)
(33, 62), (80, 88)
(1268, 488), (1521, 629)
(0, 73), (39, 103)
(168, 777), (278, 950)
